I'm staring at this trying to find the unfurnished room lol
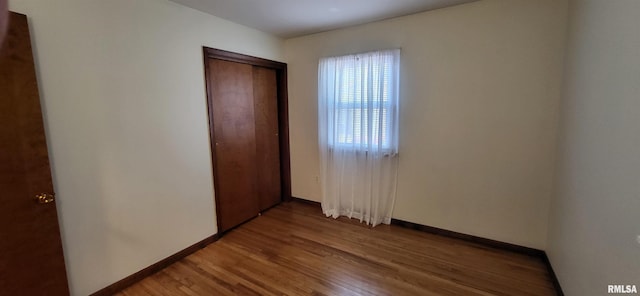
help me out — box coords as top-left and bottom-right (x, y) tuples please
(0, 0), (638, 295)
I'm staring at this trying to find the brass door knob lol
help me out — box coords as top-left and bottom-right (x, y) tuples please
(35, 193), (55, 204)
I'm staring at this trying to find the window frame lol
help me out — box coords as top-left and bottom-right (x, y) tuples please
(326, 51), (397, 151)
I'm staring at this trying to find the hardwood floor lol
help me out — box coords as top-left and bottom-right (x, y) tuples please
(116, 201), (556, 296)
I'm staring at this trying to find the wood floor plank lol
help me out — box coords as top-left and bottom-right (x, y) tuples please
(118, 201), (556, 295)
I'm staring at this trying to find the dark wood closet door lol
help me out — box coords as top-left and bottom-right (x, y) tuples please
(253, 67), (281, 211)
(0, 12), (70, 295)
(208, 59), (259, 232)
(204, 48), (290, 235)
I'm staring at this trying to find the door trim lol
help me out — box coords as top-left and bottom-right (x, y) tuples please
(202, 47), (292, 234)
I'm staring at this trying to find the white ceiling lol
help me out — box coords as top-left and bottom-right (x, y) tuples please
(170, 0), (478, 38)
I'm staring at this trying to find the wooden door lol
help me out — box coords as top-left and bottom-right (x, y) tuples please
(204, 48), (291, 234)
(208, 59), (260, 232)
(253, 67), (281, 211)
(0, 12), (70, 295)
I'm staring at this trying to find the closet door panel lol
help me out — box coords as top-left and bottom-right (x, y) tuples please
(209, 59), (259, 232)
(253, 66), (282, 211)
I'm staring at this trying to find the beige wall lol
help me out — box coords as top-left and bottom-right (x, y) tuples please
(547, 0), (640, 294)
(285, 0), (567, 249)
(9, 1), (283, 295)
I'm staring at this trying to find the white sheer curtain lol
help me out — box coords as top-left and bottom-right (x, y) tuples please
(318, 49), (400, 226)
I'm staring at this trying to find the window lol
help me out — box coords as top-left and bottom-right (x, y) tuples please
(318, 49), (400, 153)
(318, 49), (401, 226)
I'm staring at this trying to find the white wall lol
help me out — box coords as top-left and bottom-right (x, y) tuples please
(8, 1), (283, 295)
(547, 0), (640, 294)
(285, 0), (567, 249)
